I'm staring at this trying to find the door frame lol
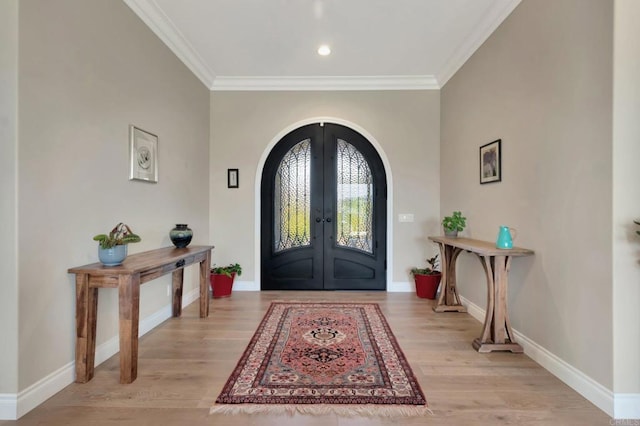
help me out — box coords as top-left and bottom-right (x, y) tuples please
(253, 117), (394, 289)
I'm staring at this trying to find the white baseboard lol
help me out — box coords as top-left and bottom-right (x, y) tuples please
(232, 280), (259, 291)
(388, 281), (414, 292)
(14, 360), (76, 419)
(232, 281), (414, 293)
(0, 394), (17, 420)
(0, 288), (200, 421)
(614, 393), (640, 419)
(459, 295), (640, 419)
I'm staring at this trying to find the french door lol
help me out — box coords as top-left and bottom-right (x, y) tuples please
(260, 123), (386, 291)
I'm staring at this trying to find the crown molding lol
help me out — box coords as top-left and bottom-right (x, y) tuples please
(437, 0), (522, 87)
(123, 1), (436, 91)
(210, 75), (440, 91)
(123, 0), (519, 91)
(122, 0), (216, 88)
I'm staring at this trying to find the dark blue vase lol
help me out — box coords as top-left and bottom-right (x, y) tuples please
(170, 224), (193, 248)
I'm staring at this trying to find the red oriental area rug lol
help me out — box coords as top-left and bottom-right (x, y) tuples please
(210, 302), (430, 417)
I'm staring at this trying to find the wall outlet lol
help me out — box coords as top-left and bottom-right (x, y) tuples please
(398, 213), (414, 222)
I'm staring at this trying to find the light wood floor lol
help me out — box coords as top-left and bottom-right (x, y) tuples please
(3, 291), (611, 425)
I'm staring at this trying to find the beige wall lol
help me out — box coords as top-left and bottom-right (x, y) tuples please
(441, 0), (613, 389)
(17, 0), (210, 389)
(210, 91), (440, 286)
(0, 0), (19, 397)
(613, 0), (640, 397)
(7, 0), (636, 419)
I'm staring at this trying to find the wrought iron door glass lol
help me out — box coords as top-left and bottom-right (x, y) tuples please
(336, 139), (373, 253)
(274, 139), (311, 252)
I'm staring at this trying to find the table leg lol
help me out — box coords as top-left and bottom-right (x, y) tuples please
(199, 250), (211, 318)
(118, 273), (140, 384)
(472, 255), (522, 353)
(476, 255), (495, 345)
(494, 255), (520, 350)
(433, 243), (467, 313)
(172, 269), (184, 317)
(75, 274), (98, 383)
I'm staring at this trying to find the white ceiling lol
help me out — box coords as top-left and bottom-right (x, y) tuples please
(123, 0), (521, 90)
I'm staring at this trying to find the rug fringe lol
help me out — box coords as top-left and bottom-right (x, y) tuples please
(209, 403), (433, 418)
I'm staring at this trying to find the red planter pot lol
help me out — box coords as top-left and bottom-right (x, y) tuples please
(210, 273), (236, 298)
(414, 273), (442, 299)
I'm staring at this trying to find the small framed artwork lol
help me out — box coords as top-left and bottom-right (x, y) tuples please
(228, 168), (239, 188)
(479, 139), (501, 184)
(129, 125), (158, 183)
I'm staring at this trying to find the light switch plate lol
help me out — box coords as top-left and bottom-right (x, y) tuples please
(398, 214), (414, 222)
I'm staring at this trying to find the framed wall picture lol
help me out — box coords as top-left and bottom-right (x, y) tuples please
(129, 125), (158, 183)
(479, 139), (501, 184)
(228, 168), (239, 188)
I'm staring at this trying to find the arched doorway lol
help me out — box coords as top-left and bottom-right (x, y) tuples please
(260, 123), (387, 290)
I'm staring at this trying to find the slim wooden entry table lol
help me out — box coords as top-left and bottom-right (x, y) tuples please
(68, 245), (214, 384)
(429, 237), (533, 353)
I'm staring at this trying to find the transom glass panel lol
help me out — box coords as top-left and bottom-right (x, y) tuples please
(274, 139), (311, 252)
(336, 139), (373, 253)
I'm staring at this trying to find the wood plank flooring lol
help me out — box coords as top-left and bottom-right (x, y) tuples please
(3, 291), (611, 425)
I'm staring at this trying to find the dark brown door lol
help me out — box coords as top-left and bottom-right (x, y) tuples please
(261, 123), (386, 291)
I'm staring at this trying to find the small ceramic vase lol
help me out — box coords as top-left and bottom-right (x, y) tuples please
(170, 224), (193, 248)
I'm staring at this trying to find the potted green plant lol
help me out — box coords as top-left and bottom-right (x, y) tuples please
(442, 211), (466, 237)
(210, 263), (242, 298)
(410, 255), (442, 299)
(93, 222), (141, 266)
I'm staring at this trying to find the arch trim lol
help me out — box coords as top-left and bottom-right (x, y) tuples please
(253, 117), (394, 290)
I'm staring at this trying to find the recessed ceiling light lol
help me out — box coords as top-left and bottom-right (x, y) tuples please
(317, 45), (331, 56)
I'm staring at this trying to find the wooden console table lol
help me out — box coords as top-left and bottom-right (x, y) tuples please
(68, 245), (213, 384)
(429, 236), (533, 353)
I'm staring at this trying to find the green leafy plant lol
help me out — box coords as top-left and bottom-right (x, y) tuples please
(211, 263), (242, 277)
(442, 211), (467, 232)
(93, 223), (141, 249)
(411, 255), (440, 276)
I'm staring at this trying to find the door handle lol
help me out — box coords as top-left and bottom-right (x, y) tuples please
(325, 218), (332, 223)
(316, 217), (323, 223)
